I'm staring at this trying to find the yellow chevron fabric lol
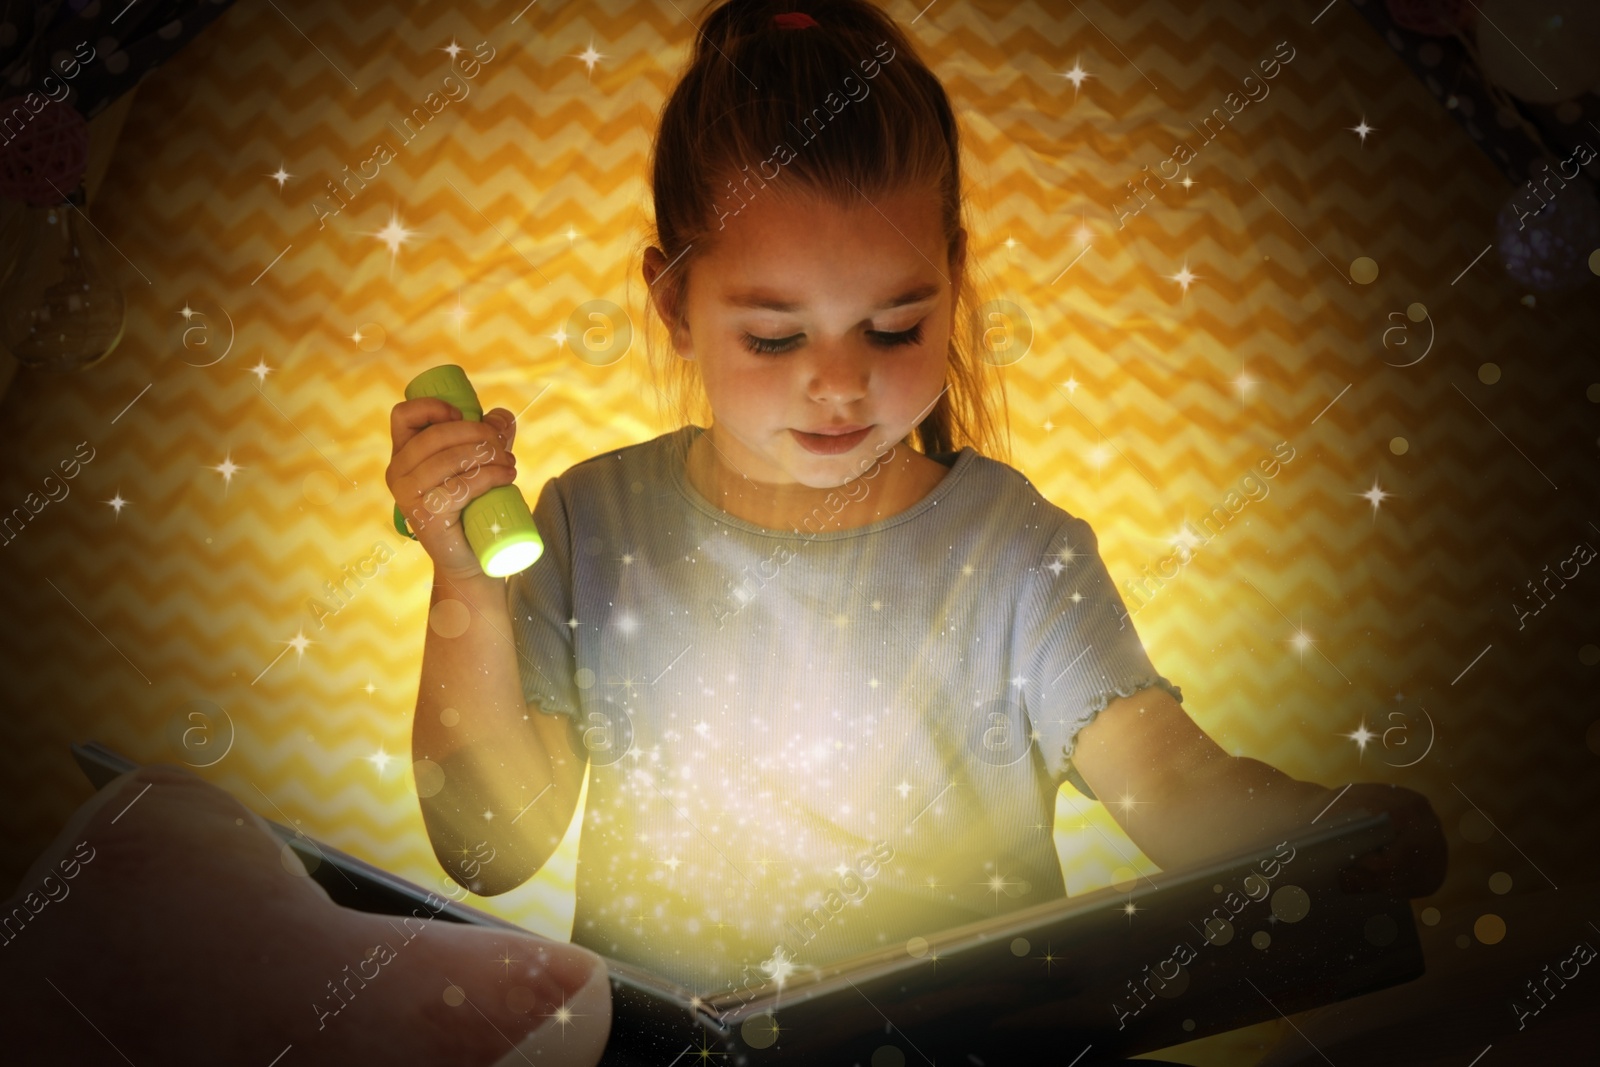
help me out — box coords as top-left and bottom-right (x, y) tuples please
(3, 2), (1597, 1064)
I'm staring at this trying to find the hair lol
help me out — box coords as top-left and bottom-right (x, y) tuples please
(638, 0), (1011, 464)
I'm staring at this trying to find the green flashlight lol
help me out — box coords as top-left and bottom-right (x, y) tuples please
(391, 364), (544, 578)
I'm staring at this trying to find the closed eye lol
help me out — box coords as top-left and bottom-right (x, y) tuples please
(740, 321), (925, 357)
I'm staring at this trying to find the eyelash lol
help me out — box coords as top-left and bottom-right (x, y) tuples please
(742, 322), (925, 357)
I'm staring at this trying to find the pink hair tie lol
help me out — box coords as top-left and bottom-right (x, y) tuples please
(773, 12), (820, 29)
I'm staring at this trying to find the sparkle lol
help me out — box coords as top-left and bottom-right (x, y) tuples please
(363, 679), (378, 697)
(249, 358), (272, 385)
(1036, 943), (1060, 973)
(446, 287), (470, 338)
(961, 563), (974, 576)
(1180, 173), (1196, 191)
(1043, 419), (1054, 432)
(366, 208), (419, 277)
(1010, 674), (1028, 688)
(209, 453), (244, 494)
(1003, 235), (1018, 252)
(896, 780), (912, 799)
(1087, 443), (1111, 471)
(1166, 260), (1201, 295)
(572, 38), (608, 77)
(620, 553), (635, 565)
(442, 39), (464, 60)
(1057, 55), (1093, 95)
(1349, 116), (1377, 145)
(1171, 524), (1204, 562)
(104, 491), (128, 518)
(494, 946), (519, 975)
(285, 627), (312, 666)
(543, 999), (579, 1037)
(983, 870), (1017, 904)
(366, 746), (395, 774)
(1289, 627), (1316, 664)
(267, 164), (292, 191)
(1344, 719), (1375, 758)
(179, 302), (198, 321)
(1062, 376), (1079, 394)
(868, 677), (880, 689)
(483, 809), (496, 821)
(550, 326), (570, 347)
(564, 225), (581, 245)
(1356, 476), (1391, 522)
(1072, 215), (1095, 247)
(663, 854), (681, 872)
(1069, 591), (1083, 604)
(1233, 370), (1257, 399)
(759, 946), (797, 989)
(605, 674), (641, 695)
(1114, 791), (1144, 818)
(1123, 899), (1141, 920)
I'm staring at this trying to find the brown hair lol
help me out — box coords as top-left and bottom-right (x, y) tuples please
(638, 0), (1011, 464)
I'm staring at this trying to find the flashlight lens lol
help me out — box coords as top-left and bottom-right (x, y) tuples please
(483, 540), (543, 577)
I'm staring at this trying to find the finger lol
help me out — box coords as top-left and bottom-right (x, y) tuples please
(390, 418), (506, 487)
(403, 452), (518, 518)
(485, 408), (516, 449)
(396, 442), (511, 507)
(390, 398), (461, 458)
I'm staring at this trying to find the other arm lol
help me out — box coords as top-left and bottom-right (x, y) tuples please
(1070, 686), (1446, 897)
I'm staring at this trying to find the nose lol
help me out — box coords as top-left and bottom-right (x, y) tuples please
(804, 342), (869, 406)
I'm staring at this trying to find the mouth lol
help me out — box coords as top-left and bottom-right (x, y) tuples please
(791, 425), (872, 455)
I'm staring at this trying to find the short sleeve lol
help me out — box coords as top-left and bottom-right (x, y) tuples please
(506, 477), (581, 717)
(1018, 517), (1183, 798)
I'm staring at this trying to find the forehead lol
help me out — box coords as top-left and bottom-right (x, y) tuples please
(693, 186), (949, 306)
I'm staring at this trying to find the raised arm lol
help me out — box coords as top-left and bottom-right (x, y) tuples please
(410, 568), (588, 896)
(385, 397), (587, 895)
(1069, 686), (1446, 897)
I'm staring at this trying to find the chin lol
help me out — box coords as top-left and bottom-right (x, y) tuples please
(783, 458), (856, 488)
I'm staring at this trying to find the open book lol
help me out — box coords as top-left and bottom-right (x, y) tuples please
(72, 740), (1422, 1064)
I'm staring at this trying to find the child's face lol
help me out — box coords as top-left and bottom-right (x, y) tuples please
(650, 185), (964, 489)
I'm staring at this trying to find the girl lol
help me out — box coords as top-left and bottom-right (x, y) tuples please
(387, 0), (1445, 1010)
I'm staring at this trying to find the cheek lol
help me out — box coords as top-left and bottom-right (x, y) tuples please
(891, 331), (950, 410)
(702, 351), (785, 420)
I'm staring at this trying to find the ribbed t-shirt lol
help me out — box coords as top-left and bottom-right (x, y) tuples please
(507, 424), (1182, 995)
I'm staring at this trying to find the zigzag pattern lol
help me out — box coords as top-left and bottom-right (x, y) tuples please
(3, 2), (1598, 1063)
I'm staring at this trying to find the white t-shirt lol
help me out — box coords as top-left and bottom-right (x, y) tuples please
(508, 424), (1181, 996)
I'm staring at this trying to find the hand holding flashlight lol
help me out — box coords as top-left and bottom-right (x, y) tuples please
(384, 365), (543, 580)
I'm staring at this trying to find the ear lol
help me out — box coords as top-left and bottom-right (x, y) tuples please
(643, 246), (693, 358)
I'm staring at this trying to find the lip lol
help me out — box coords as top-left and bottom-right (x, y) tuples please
(791, 425), (872, 455)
